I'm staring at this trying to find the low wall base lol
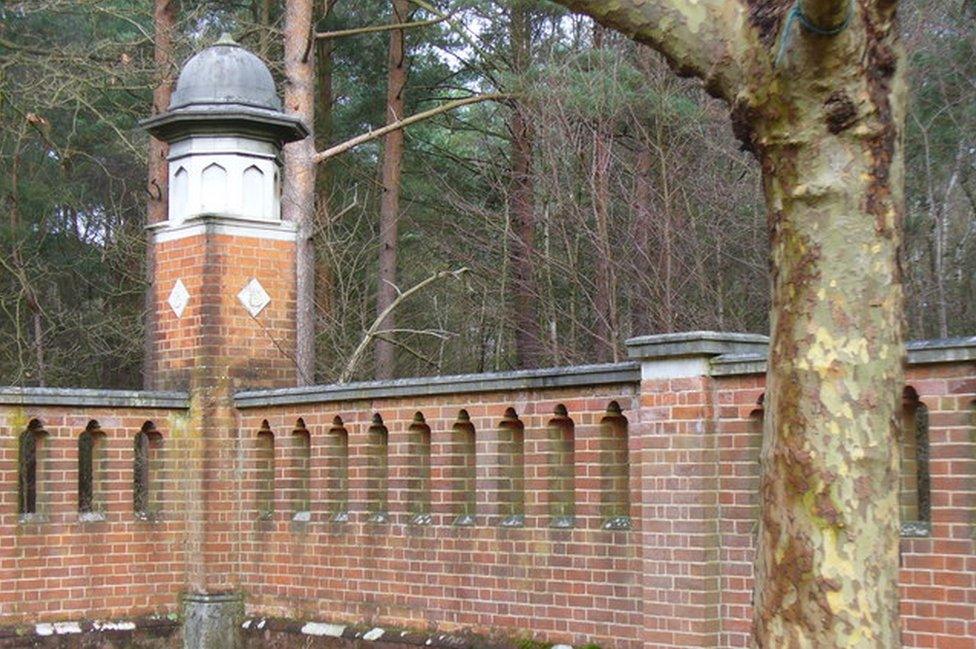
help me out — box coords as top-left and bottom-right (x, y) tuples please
(241, 617), (583, 649)
(0, 617), (180, 648)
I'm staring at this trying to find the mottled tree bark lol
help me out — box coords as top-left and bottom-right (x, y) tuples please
(555, 0), (906, 646)
(750, 3), (905, 642)
(283, 0), (316, 385)
(144, 0), (176, 389)
(374, 0), (410, 380)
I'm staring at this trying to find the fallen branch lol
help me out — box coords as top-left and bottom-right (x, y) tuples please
(339, 268), (469, 383)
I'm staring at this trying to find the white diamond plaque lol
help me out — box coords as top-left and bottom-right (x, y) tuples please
(237, 278), (271, 317)
(167, 279), (190, 318)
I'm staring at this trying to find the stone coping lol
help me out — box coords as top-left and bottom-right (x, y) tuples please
(0, 387), (188, 409)
(625, 330), (770, 360)
(235, 362), (641, 408)
(710, 335), (976, 376)
(905, 335), (976, 364)
(0, 336), (970, 409)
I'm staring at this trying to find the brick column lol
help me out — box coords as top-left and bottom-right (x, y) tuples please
(148, 216), (301, 649)
(150, 222), (299, 392)
(627, 332), (768, 649)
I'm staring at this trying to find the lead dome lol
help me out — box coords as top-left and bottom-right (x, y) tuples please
(170, 34), (281, 112)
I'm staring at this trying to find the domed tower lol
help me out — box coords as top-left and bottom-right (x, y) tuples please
(140, 36), (309, 649)
(141, 34), (308, 390)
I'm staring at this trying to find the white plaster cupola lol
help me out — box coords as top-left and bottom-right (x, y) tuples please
(142, 34), (307, 233)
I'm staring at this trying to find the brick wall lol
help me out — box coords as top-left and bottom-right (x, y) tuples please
(1, 342), (973, 648)
(0, 401), (189, 625)
(151, 232), (297, 391)
(714, 361), (976, 649)
(234, 383), (645, 649)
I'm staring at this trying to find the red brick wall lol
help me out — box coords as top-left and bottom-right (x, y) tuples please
(0, 405), (189, 625)
(714, 362), (976, 649)
(637, 375), (721, 648)
(1, 357), (973, 648)
(235, 385), (645, 649)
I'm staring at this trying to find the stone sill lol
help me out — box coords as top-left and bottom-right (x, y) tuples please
(18, 513), (49, 525)
(0, 616), (179, 643)
(901, 520), (931, 538)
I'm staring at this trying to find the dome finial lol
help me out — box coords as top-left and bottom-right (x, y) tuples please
(216, 32), (237, 46)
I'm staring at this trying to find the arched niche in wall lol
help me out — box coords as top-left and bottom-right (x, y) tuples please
(497, 408), (525, 527)
(547, 404), (575, 528)
(242, 164), (265, 218)
(200, 162), (227, 214)
(291, 418), (311, 520)
(406, 412), (432, 525)
(600, 401), (631, 530)
(366, 414), (390, 523)
(326, 416), (349, 522)
(18, 419), (48, 519)
(78, 420), (108, 518)
(901, 386), (931, 537)
(171, 166), (189, 222)
(452, 410), (477, 526)
(134, 421), (164, 520)
(256, 421), (275, 520)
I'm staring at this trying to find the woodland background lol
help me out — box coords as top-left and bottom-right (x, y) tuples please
(0, 0), (973, 388)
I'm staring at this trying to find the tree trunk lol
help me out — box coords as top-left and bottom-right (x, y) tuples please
(373, 0), (410, 380)
(283, 0), (316, 385)
(654, 117), (677, 332)
(591, 119), (616, 362)
(552, 0), (906, 645)
(749, 7), (905, 644)
(507, 1), (543, 369)
(630, 45), (655, 339)
(143, 0), (176, 390)
(752, 84), (905, 649)
(315, 0), (336, 348)
(630, 139), (653, 337)
(591, 24), (618, 363)
(257, 0), (273, 58)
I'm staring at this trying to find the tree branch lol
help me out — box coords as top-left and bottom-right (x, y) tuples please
(551, 0), (753, 101)
(800, 0), (854, 33)
(372, 333), (440, 370)
(315, 15), (448, 40)
(338, 268), (468, 383)
(313, 94), (509, 163)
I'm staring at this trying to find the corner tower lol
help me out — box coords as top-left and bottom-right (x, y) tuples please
(142, 34), (307, 390)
